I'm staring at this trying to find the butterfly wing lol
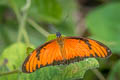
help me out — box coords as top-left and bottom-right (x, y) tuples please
(63, 37), (111, 63)
(22, 36), (112, 73)
(22, 40), (64, 73)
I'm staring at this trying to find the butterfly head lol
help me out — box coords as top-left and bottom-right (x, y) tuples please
(56, 32), (61, 38)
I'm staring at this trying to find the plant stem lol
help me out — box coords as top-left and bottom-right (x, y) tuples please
(17, 13), (27, 42)
(27, 18), (50, 37)
(0, 69), (21, 76)
(23, 29), (30, 44)
(11, 0), (30, 44)
(17, 0), (31, 44)
(9, 0), (30, 44)
(92, 69), (106, 80)
(9, 0), (50, 42)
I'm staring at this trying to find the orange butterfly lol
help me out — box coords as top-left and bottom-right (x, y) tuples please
(22, 32), (112, 73)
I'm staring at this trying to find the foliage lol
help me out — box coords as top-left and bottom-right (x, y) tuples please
(86, 1), (120, 80)
(0, 34), (99, 80)
(86, 2), (120, 53)
(19, 58), (99, 80)
(0, 43), (27, 70)
(0, 0), (120, 80)
(108, 60), (120, 80)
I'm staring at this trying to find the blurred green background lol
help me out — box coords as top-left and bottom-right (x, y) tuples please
(0, 0), (120, 80)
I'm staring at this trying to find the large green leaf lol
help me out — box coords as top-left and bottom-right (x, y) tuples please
(0, 74), (19, 80)
(20, 58), (99, 80)
(0, 43), (28, 80)
(86, 2), (120, 53)
(0, 42), (27, 70)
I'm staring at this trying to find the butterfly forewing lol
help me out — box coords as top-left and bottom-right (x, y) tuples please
(22, 40), (64, 73)
(64, 37), (111, 59)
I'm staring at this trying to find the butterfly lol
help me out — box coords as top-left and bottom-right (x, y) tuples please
(22, 32), (112, 73)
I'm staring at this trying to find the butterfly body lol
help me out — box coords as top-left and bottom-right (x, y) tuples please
(56, 33), (66, 60)
(22, 32), (112, 73)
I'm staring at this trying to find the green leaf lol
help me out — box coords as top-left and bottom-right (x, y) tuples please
(0, 43), (28, 80)
(47, 34), (57, 41)
(20, 58), (99, 80)
(26, 47), (35, 55)
(0, 42), (27, 70)
(86, 2), (120, 53)
(46, 34), (65, 41)
(0, 73), (19, 80)
(108, 60), (120, 80)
